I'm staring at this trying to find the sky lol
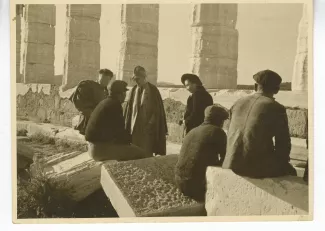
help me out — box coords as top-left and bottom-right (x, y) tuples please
(55, 4), (303, 85)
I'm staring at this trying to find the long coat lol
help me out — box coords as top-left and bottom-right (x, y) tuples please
(184, 86), (213, 134)
(124, 82), (168, 155)
(222, 93), (296, 178)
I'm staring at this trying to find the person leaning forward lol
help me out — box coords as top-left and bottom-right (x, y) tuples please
(85, 80), (150, 162)
(69, 69), (113, 135)
(222, 69), (297, 178)
(175, 105), (229, 202)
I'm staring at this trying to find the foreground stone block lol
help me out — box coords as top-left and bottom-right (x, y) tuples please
(190, 4), (238, 89)
(101, 155), (205, 217)
(206, 167), (309, 216)
(292, 4), (308, 91)
(117, 4), (159, 85)
(20, 4), (56, 84)
(30, 151), (107, 202)
(62, 4), (101, 90)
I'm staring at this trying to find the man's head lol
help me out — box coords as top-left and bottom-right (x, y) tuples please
(98, 69), (114, 87)
(204, 104), (229, 127)
(253, 70), (282, 96)
(108, 80), (129, 103)
(132, 66), (147, 86)
(181, 74), (203, 94)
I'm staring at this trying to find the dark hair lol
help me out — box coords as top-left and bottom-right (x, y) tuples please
(181, 73), (203, 86)
(99, 69), (113, 77)
(134, 66), (146, 75)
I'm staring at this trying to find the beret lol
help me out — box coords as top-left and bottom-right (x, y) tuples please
(253, 70), (282, 87)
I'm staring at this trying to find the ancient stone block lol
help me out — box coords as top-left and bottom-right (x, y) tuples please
(62, 5), (101, 90)
(22, 22), (55, 45)
(205, 167), (309, 216)
(24, 5), (56, 25)
(292, 4), (308, 91)
(16, 6), (23, 83)
(66, 17), (100, 42)
(21, 64), (55, 84)
(190, 4), (238, 89)
(101, 155), (205, 217)
(286, 108), (308, 139)
(21, 4), (56, 84)
(117, 4), (159, 86)
(22, 43), (55, 65)
(68, 4), (101, 19)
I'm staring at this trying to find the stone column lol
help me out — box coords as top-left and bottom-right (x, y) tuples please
(117, 4), (159, 85)
(190, 4), (238, 89)
(20, 5), (56, 84)
(62, 4), (101, 91)
(292, 4), (308, 91)
(16, 5), (24, 83)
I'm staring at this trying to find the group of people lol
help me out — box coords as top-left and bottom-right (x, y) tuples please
(70, 66), (305, 203)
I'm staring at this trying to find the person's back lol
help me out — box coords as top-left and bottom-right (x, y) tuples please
(222, 72), (296, 178)
(175, 105), (228, 202)
(85, 96), (130, 144)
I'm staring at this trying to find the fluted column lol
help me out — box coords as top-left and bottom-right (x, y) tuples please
(117, 4), (159, 85)
(292, 4), (308, 91)
(20, 4), (56, 84)
(62, 4), (101, 90)
(190, 4), (238, 89)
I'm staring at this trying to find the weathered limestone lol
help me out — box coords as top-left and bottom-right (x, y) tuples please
(62, 5), (101, 90)
(101, 155), (205, 217)
(117, 4), (159, 85)
(190, 4), (238, 89)
(205, 167), (309, 216)
(16, 5), (24, 83)
(20, 5), (56, 84)
(292, 4), (308, 91)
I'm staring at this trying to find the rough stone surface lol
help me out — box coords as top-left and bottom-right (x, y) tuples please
(16, 84), (78, 127)
(101, 155), (205, 217)
(117, 4), (159, 85)
(292, 4), (308, 91)
(190, 4), (238, 89)
(205, 167), (309, 216)
(62, 4), (101, 90)
(20, 5), (56, 84)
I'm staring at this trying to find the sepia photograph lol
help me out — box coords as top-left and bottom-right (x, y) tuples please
(11, 0), (313, 223)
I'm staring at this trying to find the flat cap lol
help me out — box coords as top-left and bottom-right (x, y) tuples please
(109, 80), (129, 93)
(253, 70), (282, 87)
(181, 73), (203, 85)
(204, 104), (229, 121)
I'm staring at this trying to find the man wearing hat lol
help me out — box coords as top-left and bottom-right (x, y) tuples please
(222, 70), (297, 178)
(85, 80), (149, 161)
(175, 105), (229, 202)
(124, 66), (168, 157)
(180, 73), (213, 135)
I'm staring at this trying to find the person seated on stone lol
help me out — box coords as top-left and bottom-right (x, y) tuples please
(69, 69), (114, 135)
(85, 80), (150, 162)
(179, 74), (213, 135)
(175, 105), (229, 202)
(222, 69), (297, 178)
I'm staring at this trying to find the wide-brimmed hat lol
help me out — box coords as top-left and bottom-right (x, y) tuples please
(181, 73), (202, 85)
